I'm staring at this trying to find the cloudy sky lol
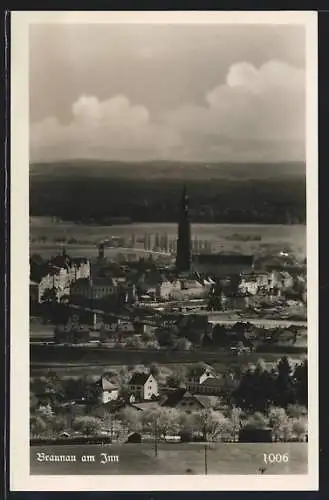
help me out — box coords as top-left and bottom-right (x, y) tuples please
(30, 23), (306, 163)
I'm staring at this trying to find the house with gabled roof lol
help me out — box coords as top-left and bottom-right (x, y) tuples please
(127, 372), (159, 402)
(186, 364), (217, 392)
(174, 392), (218, 411)
(96, 373), (120, 404)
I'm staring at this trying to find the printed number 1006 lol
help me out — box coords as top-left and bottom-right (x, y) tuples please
(263, 453), (289, 464)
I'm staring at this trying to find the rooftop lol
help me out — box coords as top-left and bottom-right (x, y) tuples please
(131, 401), (160, 411)
(192, 395), (219, 409)
(160, 388), (187, 407)
(199, 377), (225, 388)
(128, 372), (152, 386)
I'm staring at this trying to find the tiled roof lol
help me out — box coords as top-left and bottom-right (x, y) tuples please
(193, 395), (218, 409)
(187, 364), (216, 381)
(161, 388), (186, 407)
(200, 377), (225, 388)
(131, 401), (160, 411)
(101, 377), (119, 391)
(128, 372), (152, 386)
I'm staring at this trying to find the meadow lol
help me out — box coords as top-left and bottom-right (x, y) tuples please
(30, 442), (307, 475)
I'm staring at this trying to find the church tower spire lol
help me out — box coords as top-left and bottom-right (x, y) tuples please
(176, 184), (191, 273)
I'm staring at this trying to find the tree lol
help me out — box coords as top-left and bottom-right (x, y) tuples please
(230, 407), (243, 441)
(268, 407), (288, 442)
(119, 408), (142, 433)
(166, 374), (186, 389)
(126, 336), (144, 349)
(212, 325), (229, 346)
(30, 392), (38, 411)
(178, 411), (195, 435)
(293, 359), (308, 407)
(192, 410), (233, 442)
(141, 331), (153, 342)
(36, 403), (54, 420)
(233, 366), (276, 413)
(62, 377), (100, 403)
(118, 366), (130, 385)
(291, 418), (307, 442)
(141, 408), (180, 439)
(244, 412), (268, 430)
(157, 408), (180, 438)
(30, 415), (47, 437)
(146, 340), (161, 350)
(72, 416), (103, 436)
(149, 363), (160, 378)
(275, 356), (296, 408)
(50, 415), (67, 434)
(30, 253), (44, 266)
(155, 328), (176, 348)
(286, 404), (307, 419)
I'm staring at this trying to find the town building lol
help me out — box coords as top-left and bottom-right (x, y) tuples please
(155, 279), (182, 300)
(185, 365), (217, 391)
(98, 376), (120, 404)
(127, 372), (159, 402)
(238, 270), (294, 296)
(70, 277), (118, 300)
(30, 252), (91, 302)
(176, 392), (217, 411)
(160, 388), (218, 411)
(188, 377), (226, 396)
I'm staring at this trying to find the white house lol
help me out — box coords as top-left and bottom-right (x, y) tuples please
(99, 376), (119, 404)
(186, 366), (217, 393)
(127, 372), (159, 402)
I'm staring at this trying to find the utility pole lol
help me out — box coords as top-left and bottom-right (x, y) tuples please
(204, 444), (208, 475)
(154, 420), (158, 458)
(110, 413), (114, 442)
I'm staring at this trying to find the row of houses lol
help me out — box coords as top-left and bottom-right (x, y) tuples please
(238, 270), (294, 296)
(99, 365), (231, 407)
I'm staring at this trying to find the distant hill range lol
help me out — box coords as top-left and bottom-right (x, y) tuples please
(30, 160), (305, 181)
(29, 160), (306, 224)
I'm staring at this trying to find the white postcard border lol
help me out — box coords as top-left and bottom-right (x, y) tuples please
(10, 10), (318, 491)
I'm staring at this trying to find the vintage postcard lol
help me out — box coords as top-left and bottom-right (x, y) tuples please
(10, 10), (318, 491)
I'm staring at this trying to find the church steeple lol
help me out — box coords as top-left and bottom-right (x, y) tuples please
(176, 185), (191, 273)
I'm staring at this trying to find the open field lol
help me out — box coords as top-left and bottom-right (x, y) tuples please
(31, 344), (307, 364)
(30, 442), (307, 475)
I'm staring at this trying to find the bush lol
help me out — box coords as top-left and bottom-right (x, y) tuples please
(72, 416), (103, 436)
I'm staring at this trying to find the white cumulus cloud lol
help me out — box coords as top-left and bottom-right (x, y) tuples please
(163, 60), (305, 161)
(30, 60), (305, 163)
(30, 94), (181, 162)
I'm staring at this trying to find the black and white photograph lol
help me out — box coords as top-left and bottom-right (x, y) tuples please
(10, 10), (318, 491)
